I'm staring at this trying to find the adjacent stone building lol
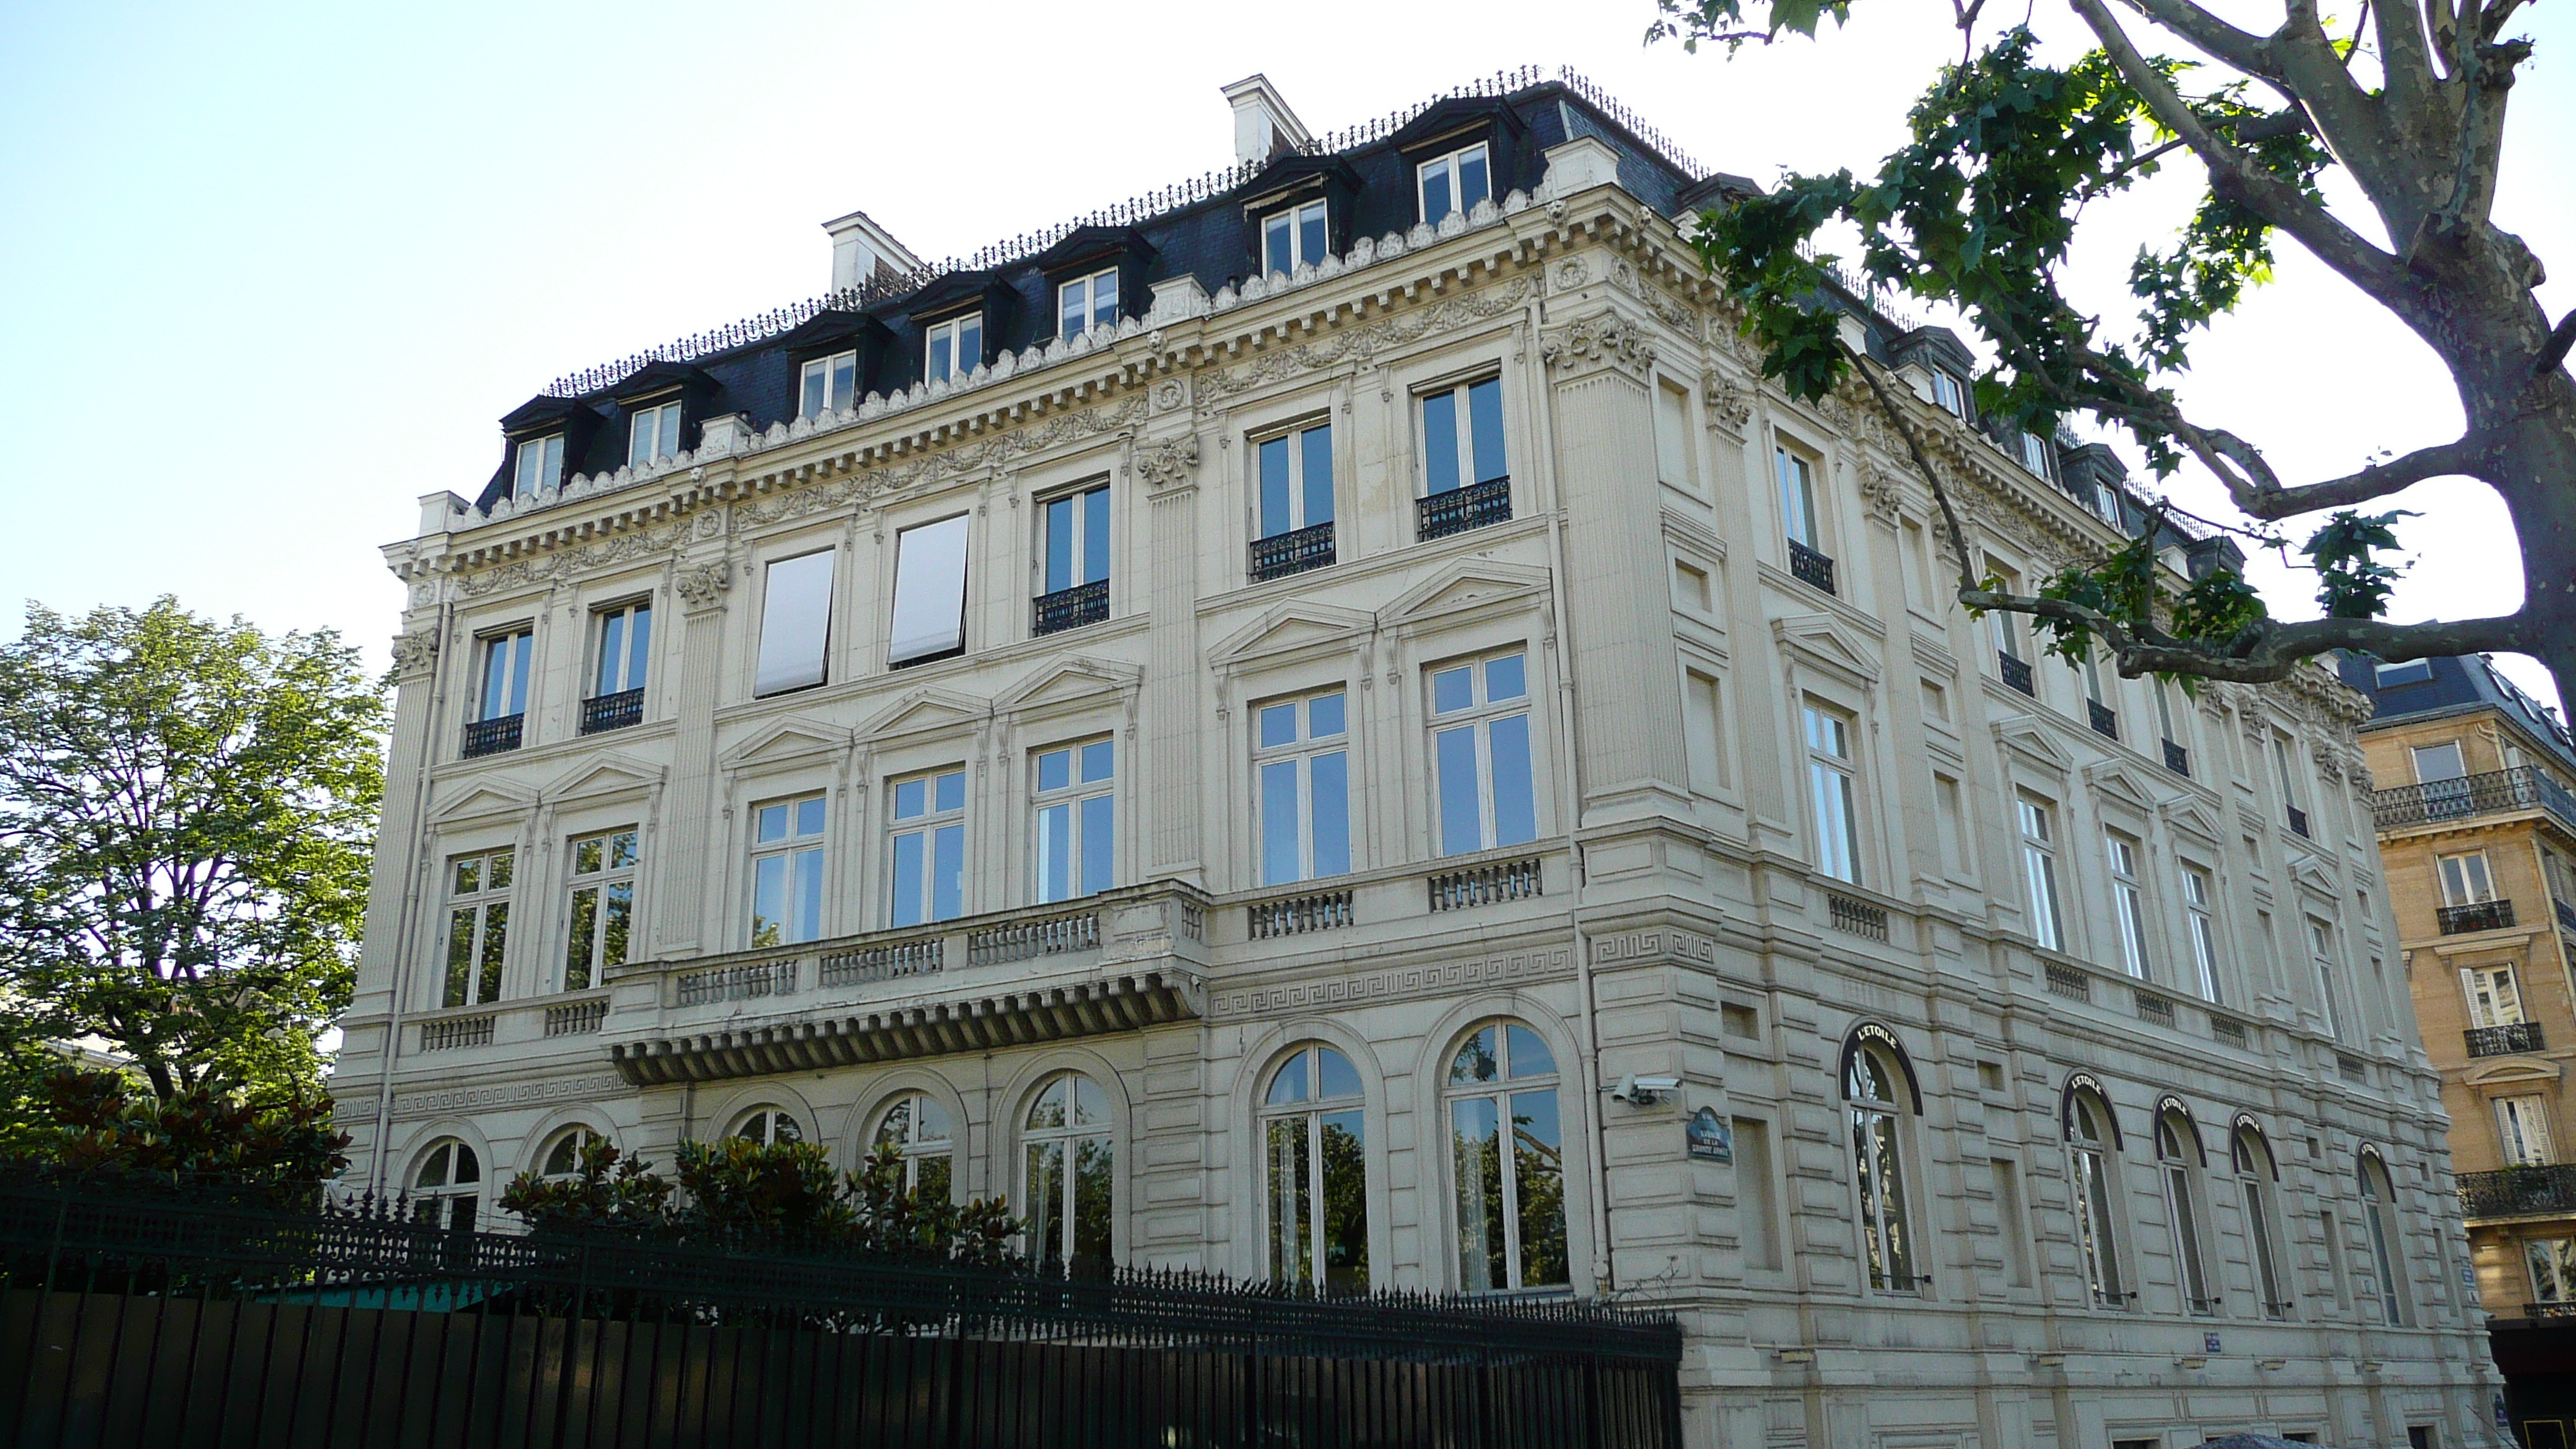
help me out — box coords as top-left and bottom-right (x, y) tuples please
(2344, 650), (2576, 1444)
(331, 67), (2503, 1447)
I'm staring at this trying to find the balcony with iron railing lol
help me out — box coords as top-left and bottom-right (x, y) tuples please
(2437, 898), (2516, 935)
(2372, 765), (2576, 834)
(1416, 478), (1510, 541)
(1032, 579), (1109, 636)
(1999, 653), (2034, 696)
(2287, 805), (2310, 838)
(461, 713), (523, 759)
(581, 688), (644, 735)
(2162, 738), (2189, 776)
(2459, 1163), (2576, 1221)
(1249, 522), (1334, 583)
(1786, 540), (1837, 596)
(2466, 1020), (2547, 1057)
(2086, 701), (2119, 740)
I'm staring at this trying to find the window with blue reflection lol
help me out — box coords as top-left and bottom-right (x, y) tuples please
(1429, 654), (1536, 857)
(1420, 379), (1506, 495)
(1256, 690), (1351, 886)
(1043, 484), (1111, 594)
(889, 768), (966, 927)
(1035, 739), (1115, 903)
(480, 629), (532, 721)
(1257, 422), (1334, 540)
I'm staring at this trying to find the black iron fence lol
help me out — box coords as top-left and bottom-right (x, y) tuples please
(580, 687), (643, 735)
(2465, 1020), (2546, 1057)
(0, 1185), (1680, 1448)
(2372, 764), (2576, 834)
(1249, 521), (1334, 582)
(1416, 478), (1511, 541)
(461, 713), (523, 759)
(2437, 899), (2516, 935)
(2459, 1163), (2576, 1219)
(1786, 540), (1836, 596)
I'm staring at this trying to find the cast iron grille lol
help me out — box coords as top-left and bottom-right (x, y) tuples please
(1999, 654), (2035, 695)
(2287, 805), (2310, 838)
(2459, 1163), (2576, 1218)
(2465, 1021), (2546, 1057)
(461, 714), (523, 759)
(2087, 701), (2119, 739)
(1416, 478), (1511, 541)
(581, 688), (643, 735)
(2437, 899), (2516, 934)
(2372, 764), (2576, 832)
(1828, 893), (1888, 940)
(1787, 540), (1837, 595)
(2163, 738), (2190, 776)
(1249, 522), (1335, 582)
(1033, 580), (1109, 636)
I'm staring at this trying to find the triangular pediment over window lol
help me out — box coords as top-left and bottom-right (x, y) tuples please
(541, 753), (665, 805)
(995, 656), (1139, 718)
(1772, 614), (1882, 686)
(1992, 717), (2077, 772)
(2084, 761), (2159, 814)
(430, 779), (536, 828)
(855, 688), (988, 745)
(2165, 800), (2224, 844)
(718, 717), (851, 770)
(1382, 562), (1550, 630)
(1207, 603), (1372, 673)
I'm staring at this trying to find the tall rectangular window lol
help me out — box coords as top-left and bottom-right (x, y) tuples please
(926, 313), (981, 383)
(1988, 561), (2025, 661)
(1057, 267), (1119, 339)
(442, 848), (512, 1009)
(800, 349), (858, 418)
(1040, 484), (1111, 594)
(1256, 690), (1350, 886)
(2437, 851), (2498, 905)
(2181, 865), (2222, 1002)
(562, 828), (635, 992)
(2105, 832), (2151, 979)
(748, 793), (826, 947)
(2271, 732), (2304, 819)
(2308, 920), (2343, 1040)
(1420, 378), (1506, 495)
(2019, 431), (2050, 475)
(1416, 142), (1489, 225)
(1033, 740), (1115, 903)
(889, 769), (965, 927)
(593, 600), (650, 698)
(1262, 199), (1327, 275)
(1654, 379), (1694, 488)
(1775, 445), (1819, 548)
(513, 434), (564, 498)
(1429, 653), (1536, 857)
(1257, 421), (1334, 538)
(889, 516), (971, 666)
(2498, 1095), (2554, 1164)
(479, 629), (533, 723)
(1804, 703), (1859, 884)
(754, 550), (834, 696)
(2019, 796), (2063, 951)
(2462, 964), (2526, 1026)
(627, 401), (681, 466)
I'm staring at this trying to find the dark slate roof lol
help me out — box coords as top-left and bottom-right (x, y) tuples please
(2335, 650), (2576, 768)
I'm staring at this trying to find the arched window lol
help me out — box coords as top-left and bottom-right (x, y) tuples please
(1446, 1020), (1568, 1293)
(2067, 1091), (2127, 1307)
(1261, 1044), (1368, 1293)
(1845, 1044), (1919, 1293)
(1023, 1074), (1112, 1270)
(2156, 1108), (2216, 1315)
(2359, 1152), (2411, 1326)
(2232, 1125), (2291, 1319)
(540, 1125), (605, 1179)
(413, 1139), (481, 1232)
(874, 1092), (954, 1201)
(729, 1108), (803, 1146)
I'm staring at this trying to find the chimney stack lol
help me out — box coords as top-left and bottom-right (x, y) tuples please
(821, 210), (925, 295)
(1221, 74), (1312, 168)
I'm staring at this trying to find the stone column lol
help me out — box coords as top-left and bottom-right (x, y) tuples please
(1135, 412), (1206, 883)
(654, 552), (736, 959)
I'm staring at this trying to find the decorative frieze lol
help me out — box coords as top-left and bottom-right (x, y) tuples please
(1540, 314), (1656, 379)
(392, 1071), (629, 1122)
(1208, 944), (1574, 1019)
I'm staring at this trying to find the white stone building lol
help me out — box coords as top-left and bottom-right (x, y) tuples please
(332, 67), (2503, 1448)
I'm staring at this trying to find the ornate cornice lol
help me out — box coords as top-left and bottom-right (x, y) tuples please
(1540, 313), (1656, 379)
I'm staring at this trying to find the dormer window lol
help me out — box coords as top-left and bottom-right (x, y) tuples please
(1262, 200), (1327, 276)
(2019, 432), (2050, 476)
(627, 401), (681, 466)
(1057, 269), (1119, 340)
(927, 315), (981, 384)
(1417, 142), (1490, 226)
(512, 435), (564, 499)
(1929, 372), (1966, 416)
(800, 350), (857, 419)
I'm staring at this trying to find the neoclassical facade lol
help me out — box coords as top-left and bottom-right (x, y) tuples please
(333, 68), (2502, 1448)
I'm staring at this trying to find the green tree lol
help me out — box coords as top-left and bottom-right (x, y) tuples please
(4, 1066), (350, 1210)
(0, 599), (385, 1100)
(1649, 0), (2573, 697)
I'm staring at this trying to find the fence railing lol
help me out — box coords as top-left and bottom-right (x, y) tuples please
(1032, 580), (1110, 636)
(2087, 701), (2119, 740)
(419, 1014), (494, 1051)
(461, 713), (523, 759)
(2043, 962), (2090, 1001)
(2000, 653), (2035, 696)
(821, 936), (944, 985)
(2459, 1163), (2576, 1219)
(543, 999), (608, 1036)
(581, 687), (644, 735)
(2372, 765), (2576, 834)
(1249, 522), (1335, 582)
(2466, 1021), (2547, 1057)
(1827, 892), (1887, 940)
(2437, 899), (2516, 935)
(968, 909), (1101, 966)
(1787, 540), (1837, 596)
(2163, 738), (2190, 776)
(1417, 478), (1512, 541)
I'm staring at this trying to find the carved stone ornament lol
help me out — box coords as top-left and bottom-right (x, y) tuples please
(389, 629), (440, 677)
(676, 562), (732, 608)
(1134, 433), (1202, 490)
(1859, 463), (1903, 519)
(1151, 378), (1187, 414)
(1702, 372), (1752, 431)
(1540, 316), (1656, 377)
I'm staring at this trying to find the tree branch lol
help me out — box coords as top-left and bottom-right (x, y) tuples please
(2540, 309), (2576, 379)
(2115, 0), (2277, 76)
(2203, 432), (2490, 518)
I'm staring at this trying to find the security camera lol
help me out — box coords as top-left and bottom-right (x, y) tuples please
(1609, 1074), (1682, 1105)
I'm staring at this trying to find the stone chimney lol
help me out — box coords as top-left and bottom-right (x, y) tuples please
(821, 210), (925, 295)
(1221, 74), (1311, 168)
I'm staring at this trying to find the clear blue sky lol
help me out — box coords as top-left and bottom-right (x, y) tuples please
(3, 1), (2568, 701)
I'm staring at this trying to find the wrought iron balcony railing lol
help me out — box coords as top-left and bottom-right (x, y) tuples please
(1032, 579), (1109, 636)
(2559, 896), (2576, 933)
(2459, 1163), (2576, 1220)
(581, 687), (644, 735)
(2465, 1020), (2546, 1057)
(2286, 805), (2310, 838)
(2533, 1300), (2576, 1321)
(1416, 478), (1510, 541)
(461, 714), (523, 759)
(2162, 738), (2189, 776)
(1249, 521), (1335, 582)
(2372, 765), (2576, 834)
(1999, 653), (2035, 696)
(2087, 701), (2119, 740)
(1787, 540), (1837, 596)
(2437, 899), (2516, 934)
